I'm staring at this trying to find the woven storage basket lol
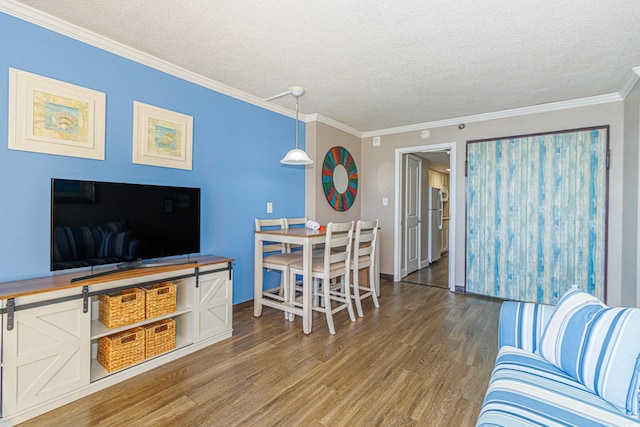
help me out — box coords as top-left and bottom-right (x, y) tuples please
(99, 288), (145, 328)
(97, 327), (145, 372)
(143, 282), (177, 319)
(143, 318), (176, 358)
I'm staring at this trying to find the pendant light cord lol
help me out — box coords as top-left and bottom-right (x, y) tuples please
(295, 96), (299, 149)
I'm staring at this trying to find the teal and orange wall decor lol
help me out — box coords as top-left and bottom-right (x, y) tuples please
(322, 145), (358, 211)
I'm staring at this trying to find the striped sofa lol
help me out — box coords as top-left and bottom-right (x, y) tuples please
(477, 295), (640, 427)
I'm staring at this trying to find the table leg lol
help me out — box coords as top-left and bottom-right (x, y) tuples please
(302, 239), (312, 334)
(254, 234), (263, 317)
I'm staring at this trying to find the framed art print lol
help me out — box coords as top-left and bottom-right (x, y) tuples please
(132, 101), (193, 170)
(8, 68), (106, 160)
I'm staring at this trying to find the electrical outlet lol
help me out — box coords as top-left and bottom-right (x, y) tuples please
(267, 202), (273, 213)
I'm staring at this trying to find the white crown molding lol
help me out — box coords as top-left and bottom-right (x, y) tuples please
(361, 93), (623, 138)
(0, 1), (299, 121)
(304, 113), (362, 137)
(619, 67), (640, 99)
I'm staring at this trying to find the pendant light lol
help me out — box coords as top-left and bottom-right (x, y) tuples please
(268, 86), (313, 165)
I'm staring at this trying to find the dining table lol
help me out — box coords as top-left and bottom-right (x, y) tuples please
(254, 227), (326, 334)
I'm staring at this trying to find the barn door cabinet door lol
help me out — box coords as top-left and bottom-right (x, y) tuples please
(194, 265), (233, 342)
(2, 293), (90, 415)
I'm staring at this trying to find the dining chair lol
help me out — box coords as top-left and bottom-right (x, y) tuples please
(283, 216), (307, 253)
(283, 216), (307, 229)
(289, 221), (356, 334)
(350, 219), (380, 317)
(255, 218), (302, 311)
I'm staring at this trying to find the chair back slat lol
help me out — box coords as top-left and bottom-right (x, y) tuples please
(324, 221), (354, 270)
(255, 218), (286, 254)
(284, 217), (308, 252)
(353, 220), (379, 269)
(283, 217), (307, 228)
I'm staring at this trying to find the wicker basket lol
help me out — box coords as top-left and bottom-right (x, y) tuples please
(143, 282), (177, 319)
(99, 288), (145, 328)
(97, 327), (145, 372)
(143, 318), (176, 358)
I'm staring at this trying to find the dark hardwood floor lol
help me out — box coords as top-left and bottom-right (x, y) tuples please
(403, 253), (449, 289)
(22, 276), (501, 427)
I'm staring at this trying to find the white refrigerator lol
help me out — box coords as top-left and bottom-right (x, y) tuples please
(427, 187), (442, 263)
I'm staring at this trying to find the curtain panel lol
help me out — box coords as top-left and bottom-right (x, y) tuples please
(466, 127), (608, 304)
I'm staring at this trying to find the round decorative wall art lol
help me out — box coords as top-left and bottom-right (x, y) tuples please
(322, 146), (358, 211)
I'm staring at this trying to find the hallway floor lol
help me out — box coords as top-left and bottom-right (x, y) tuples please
(402, 253), (449, 289)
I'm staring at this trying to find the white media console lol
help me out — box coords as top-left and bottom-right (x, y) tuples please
(0, 255), (233, 426)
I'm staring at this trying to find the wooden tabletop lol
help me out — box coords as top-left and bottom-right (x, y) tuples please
(254, 228), (325, 237)
(0, 255), (233, 300)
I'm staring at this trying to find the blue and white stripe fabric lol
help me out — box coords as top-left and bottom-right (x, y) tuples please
(538, 285), (605, 376)
(538, 286), (640, 415)
(499, 301), (554, 353)
(576, 306), (640, 416)
(479, 296), (640, 426)
(477, 347), (640, 427)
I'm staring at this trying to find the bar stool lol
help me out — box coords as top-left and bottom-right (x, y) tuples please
(283, 217), (307, 253)
(289, 221), (356, 334)
(350, 219), (380, 317)
(255, 218), (302, 318)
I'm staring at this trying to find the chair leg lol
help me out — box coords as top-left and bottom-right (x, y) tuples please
(322, 278), (336, 335)
(352, 269), (364, 317)
(344, 274), (356, 322)
(369, 265), (380, 308)
(287, 271), (297, 322)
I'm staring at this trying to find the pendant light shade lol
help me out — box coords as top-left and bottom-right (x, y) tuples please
(278, 88), (313, 165)
(281, 147), (313, 164)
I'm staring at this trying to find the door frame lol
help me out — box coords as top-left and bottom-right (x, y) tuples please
(394, 142), (457, 292)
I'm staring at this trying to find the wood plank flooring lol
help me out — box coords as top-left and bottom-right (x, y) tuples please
(403, 253), (450, 289)
(21, 278), (501, 427)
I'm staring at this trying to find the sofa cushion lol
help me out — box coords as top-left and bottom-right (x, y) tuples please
(539, 285), (640, 416)
(538, 285), (604, 377)
(576, 306), (640, 416)
(477, 346), (640, 426)
(499, 301), (554, 353)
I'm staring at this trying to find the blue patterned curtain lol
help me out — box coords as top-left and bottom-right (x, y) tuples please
(466, 127), (608, 304)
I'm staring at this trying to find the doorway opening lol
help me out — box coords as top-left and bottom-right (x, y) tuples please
(394, 142), (456, 292)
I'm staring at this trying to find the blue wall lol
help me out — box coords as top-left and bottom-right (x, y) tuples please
(0, 13), (305, 303)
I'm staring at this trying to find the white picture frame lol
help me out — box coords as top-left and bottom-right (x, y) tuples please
(132, 101), (193, 170)
(8, 68), (106, 160)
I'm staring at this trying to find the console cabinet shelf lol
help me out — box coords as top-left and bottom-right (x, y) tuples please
(89, 303), (192, 340)
(0, 255), (232, 426)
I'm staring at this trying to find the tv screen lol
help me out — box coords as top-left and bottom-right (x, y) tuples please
(51, 178), (201, 271)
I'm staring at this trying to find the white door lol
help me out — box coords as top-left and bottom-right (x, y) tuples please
(404, 154), (421, 275)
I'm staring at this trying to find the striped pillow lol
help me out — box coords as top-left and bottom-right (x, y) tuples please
(577, 306), (640, 416)
(539, 285), (640, 415)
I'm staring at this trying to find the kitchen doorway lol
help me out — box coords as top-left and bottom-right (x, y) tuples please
(394, 143), (456, 292)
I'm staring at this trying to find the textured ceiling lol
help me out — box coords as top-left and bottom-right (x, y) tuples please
(10, 0), (640, 132)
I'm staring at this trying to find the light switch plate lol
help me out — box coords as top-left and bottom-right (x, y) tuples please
(267, 202), (273, 213)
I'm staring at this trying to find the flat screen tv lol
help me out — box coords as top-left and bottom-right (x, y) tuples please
(51, 178), (201, 272)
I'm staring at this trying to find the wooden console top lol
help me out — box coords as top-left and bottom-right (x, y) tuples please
(0, 255), (233, 300)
